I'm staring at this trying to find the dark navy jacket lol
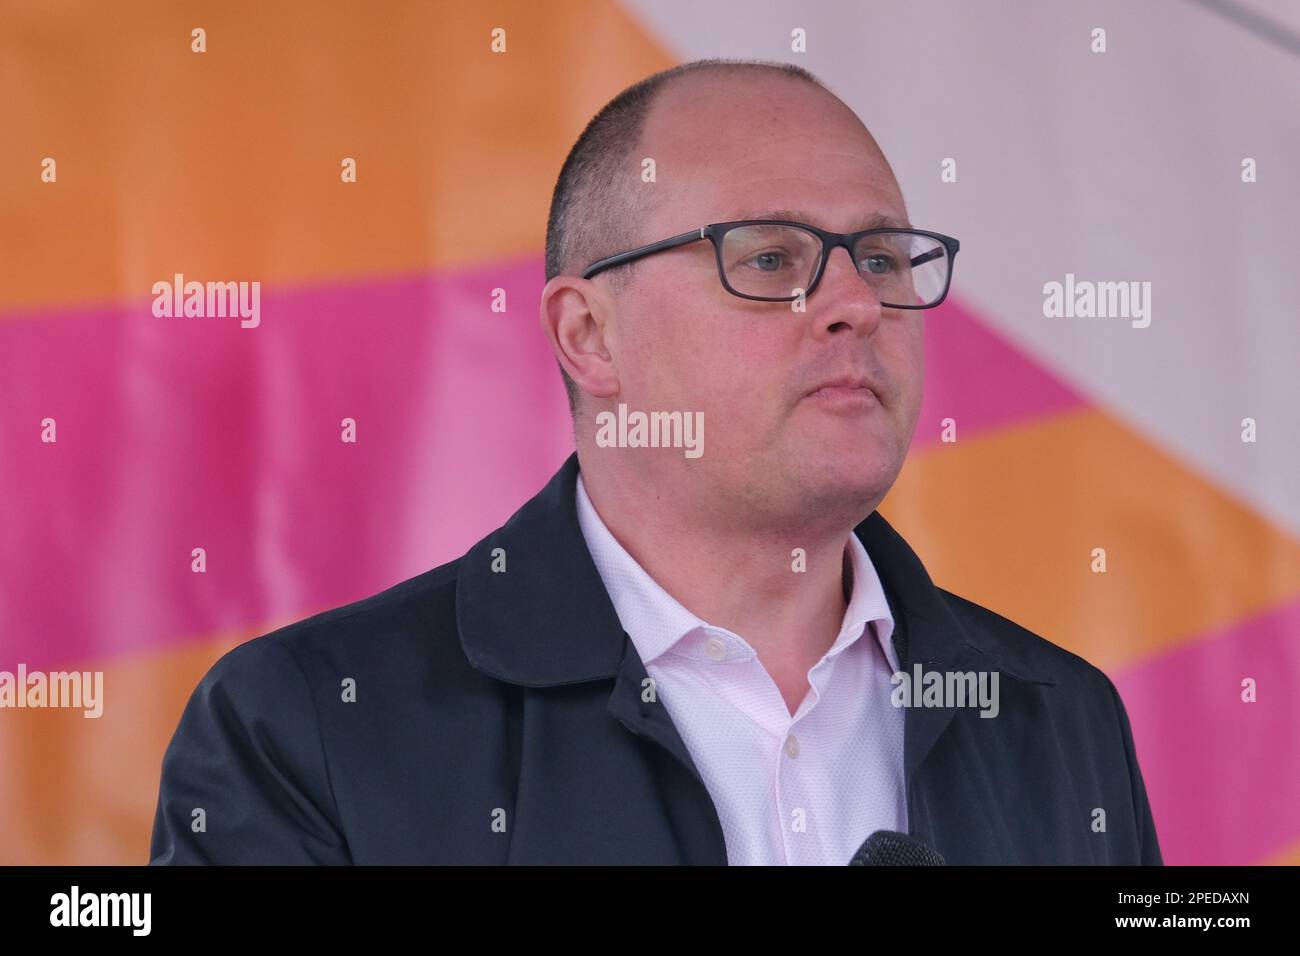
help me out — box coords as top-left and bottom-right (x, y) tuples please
(150, 452), (1162, 865)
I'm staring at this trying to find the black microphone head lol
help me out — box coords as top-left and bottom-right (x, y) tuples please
(848, 830), (946, 866)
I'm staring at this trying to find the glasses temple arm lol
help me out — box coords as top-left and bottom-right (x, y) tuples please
(909, 247), (946, 268)
(582, 229), (707, 278)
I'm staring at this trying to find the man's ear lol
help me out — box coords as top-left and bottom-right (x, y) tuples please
(538, 276), (620, 400)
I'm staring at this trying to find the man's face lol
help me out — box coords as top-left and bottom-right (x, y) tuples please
(601, 73), (925, 528)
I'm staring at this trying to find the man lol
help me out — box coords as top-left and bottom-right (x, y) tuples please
(150, 58), (1162, 865)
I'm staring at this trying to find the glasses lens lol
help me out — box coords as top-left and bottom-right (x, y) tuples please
(853, 231), (950, 307)
(719, 224), (823, 299)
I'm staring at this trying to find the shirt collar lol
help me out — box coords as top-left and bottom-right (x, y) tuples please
(575, 473), (898, 672)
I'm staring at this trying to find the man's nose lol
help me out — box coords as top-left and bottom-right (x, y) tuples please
(810, 243), (884, 335)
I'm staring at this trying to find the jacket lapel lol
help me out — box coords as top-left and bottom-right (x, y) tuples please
(858, 508), (1056, 788)
(455, 453), (718, 800)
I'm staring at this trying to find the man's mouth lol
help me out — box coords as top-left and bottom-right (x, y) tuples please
(803, 375), (880, 406)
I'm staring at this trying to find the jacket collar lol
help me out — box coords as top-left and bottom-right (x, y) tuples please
(456, 452), (1054, 785)
(458, 451), (1054, 686)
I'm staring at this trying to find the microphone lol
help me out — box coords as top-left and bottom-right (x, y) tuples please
(848, 830), (946, 865)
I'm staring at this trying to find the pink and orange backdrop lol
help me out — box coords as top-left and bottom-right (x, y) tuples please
(2, 0), (1298, 864)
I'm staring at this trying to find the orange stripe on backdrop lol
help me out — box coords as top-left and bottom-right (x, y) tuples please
(1261, 836), (1300, 866)
(0, 0), (675, 312)
(0, 631), (257, 865)
(880, 407), (1300, 672)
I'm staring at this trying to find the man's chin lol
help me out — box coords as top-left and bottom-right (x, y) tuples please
(784, 448), (893, 515)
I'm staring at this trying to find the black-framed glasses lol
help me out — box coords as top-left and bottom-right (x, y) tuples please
(581, 219), (960, 309)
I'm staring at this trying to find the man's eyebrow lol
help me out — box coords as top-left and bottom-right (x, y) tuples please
(728, 208), (912, 230)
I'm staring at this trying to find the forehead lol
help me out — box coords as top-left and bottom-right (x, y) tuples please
(637, 71), (908, 234)
(728, 207), (912, 231)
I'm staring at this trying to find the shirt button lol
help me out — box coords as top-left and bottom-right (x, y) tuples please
(705, 636), (727, 661)
(784, 733), (800, 758)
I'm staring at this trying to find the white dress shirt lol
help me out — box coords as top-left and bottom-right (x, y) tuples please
(575, 473), (907, 865)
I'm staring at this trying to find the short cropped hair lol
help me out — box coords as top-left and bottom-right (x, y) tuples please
(543, 58), (831, 417)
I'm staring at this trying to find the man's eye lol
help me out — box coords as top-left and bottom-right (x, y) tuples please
(860, 253), (897, 274)
(746, 250), (788, 272)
